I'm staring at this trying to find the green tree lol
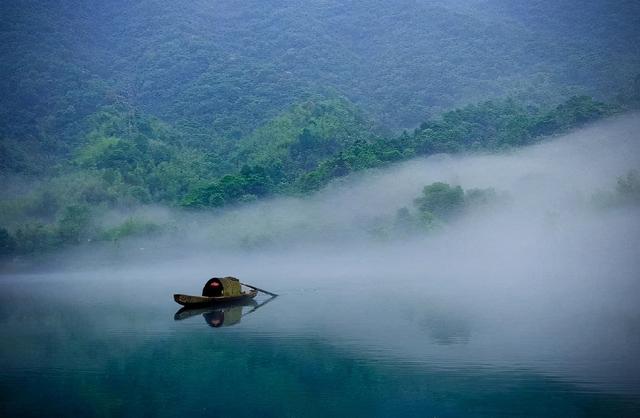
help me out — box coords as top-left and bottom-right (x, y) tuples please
(414, 182), (465, 220)
(57, 205), (92, 245)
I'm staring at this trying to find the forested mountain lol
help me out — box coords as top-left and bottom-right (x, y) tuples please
(1, 0), (639, 255)
(0, 93), (618, 255)
(2, 0), (639, 171)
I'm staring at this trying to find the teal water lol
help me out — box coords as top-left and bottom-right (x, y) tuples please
(1, 267), (639, 417)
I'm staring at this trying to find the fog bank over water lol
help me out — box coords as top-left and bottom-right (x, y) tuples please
(29, 112), (640, 336)
(2, 114), (640, 399)
(41, 112), (640, 276)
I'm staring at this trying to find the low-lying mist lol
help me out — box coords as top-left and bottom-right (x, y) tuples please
(36, 112), (639, 280)
(3, 113), (640, 395)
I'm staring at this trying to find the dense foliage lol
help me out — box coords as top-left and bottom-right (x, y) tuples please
(1, 1), (639, 257)
(369, 183), (502, 240)
(0, 93), (617, 256)
(2, 0), (639, 174)
(294, 96), (615, 192)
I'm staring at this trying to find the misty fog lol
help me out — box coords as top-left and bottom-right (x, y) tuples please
(45, 112), (640, 276)
(4, 113), (638, 397)
(4, 1), (640, 415)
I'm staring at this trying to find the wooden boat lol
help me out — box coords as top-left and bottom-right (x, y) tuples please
(173, 276), (277, 308)
(173, 289), (258, 307)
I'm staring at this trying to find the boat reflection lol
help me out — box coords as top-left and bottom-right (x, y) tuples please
(174, 296), (277, 328)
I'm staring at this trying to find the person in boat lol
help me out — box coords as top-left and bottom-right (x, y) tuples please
(202, 278), (224, 297)
(201, 277), (242, 298)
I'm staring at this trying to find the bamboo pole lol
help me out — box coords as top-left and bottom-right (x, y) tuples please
(240, 282), (279, 297)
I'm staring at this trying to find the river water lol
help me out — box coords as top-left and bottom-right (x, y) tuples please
(1, 250), (639, 417)
(2, 115), (640, 416)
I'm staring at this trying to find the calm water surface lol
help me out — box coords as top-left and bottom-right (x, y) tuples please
(1, 263), (639, 417)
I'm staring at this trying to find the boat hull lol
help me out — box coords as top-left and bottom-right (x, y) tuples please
(173, 290), (258, 307)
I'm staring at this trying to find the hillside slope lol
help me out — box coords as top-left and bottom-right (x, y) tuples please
(2, 0), (638, 167)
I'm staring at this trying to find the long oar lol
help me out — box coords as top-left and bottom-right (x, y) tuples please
(240, 282), (278, 297)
